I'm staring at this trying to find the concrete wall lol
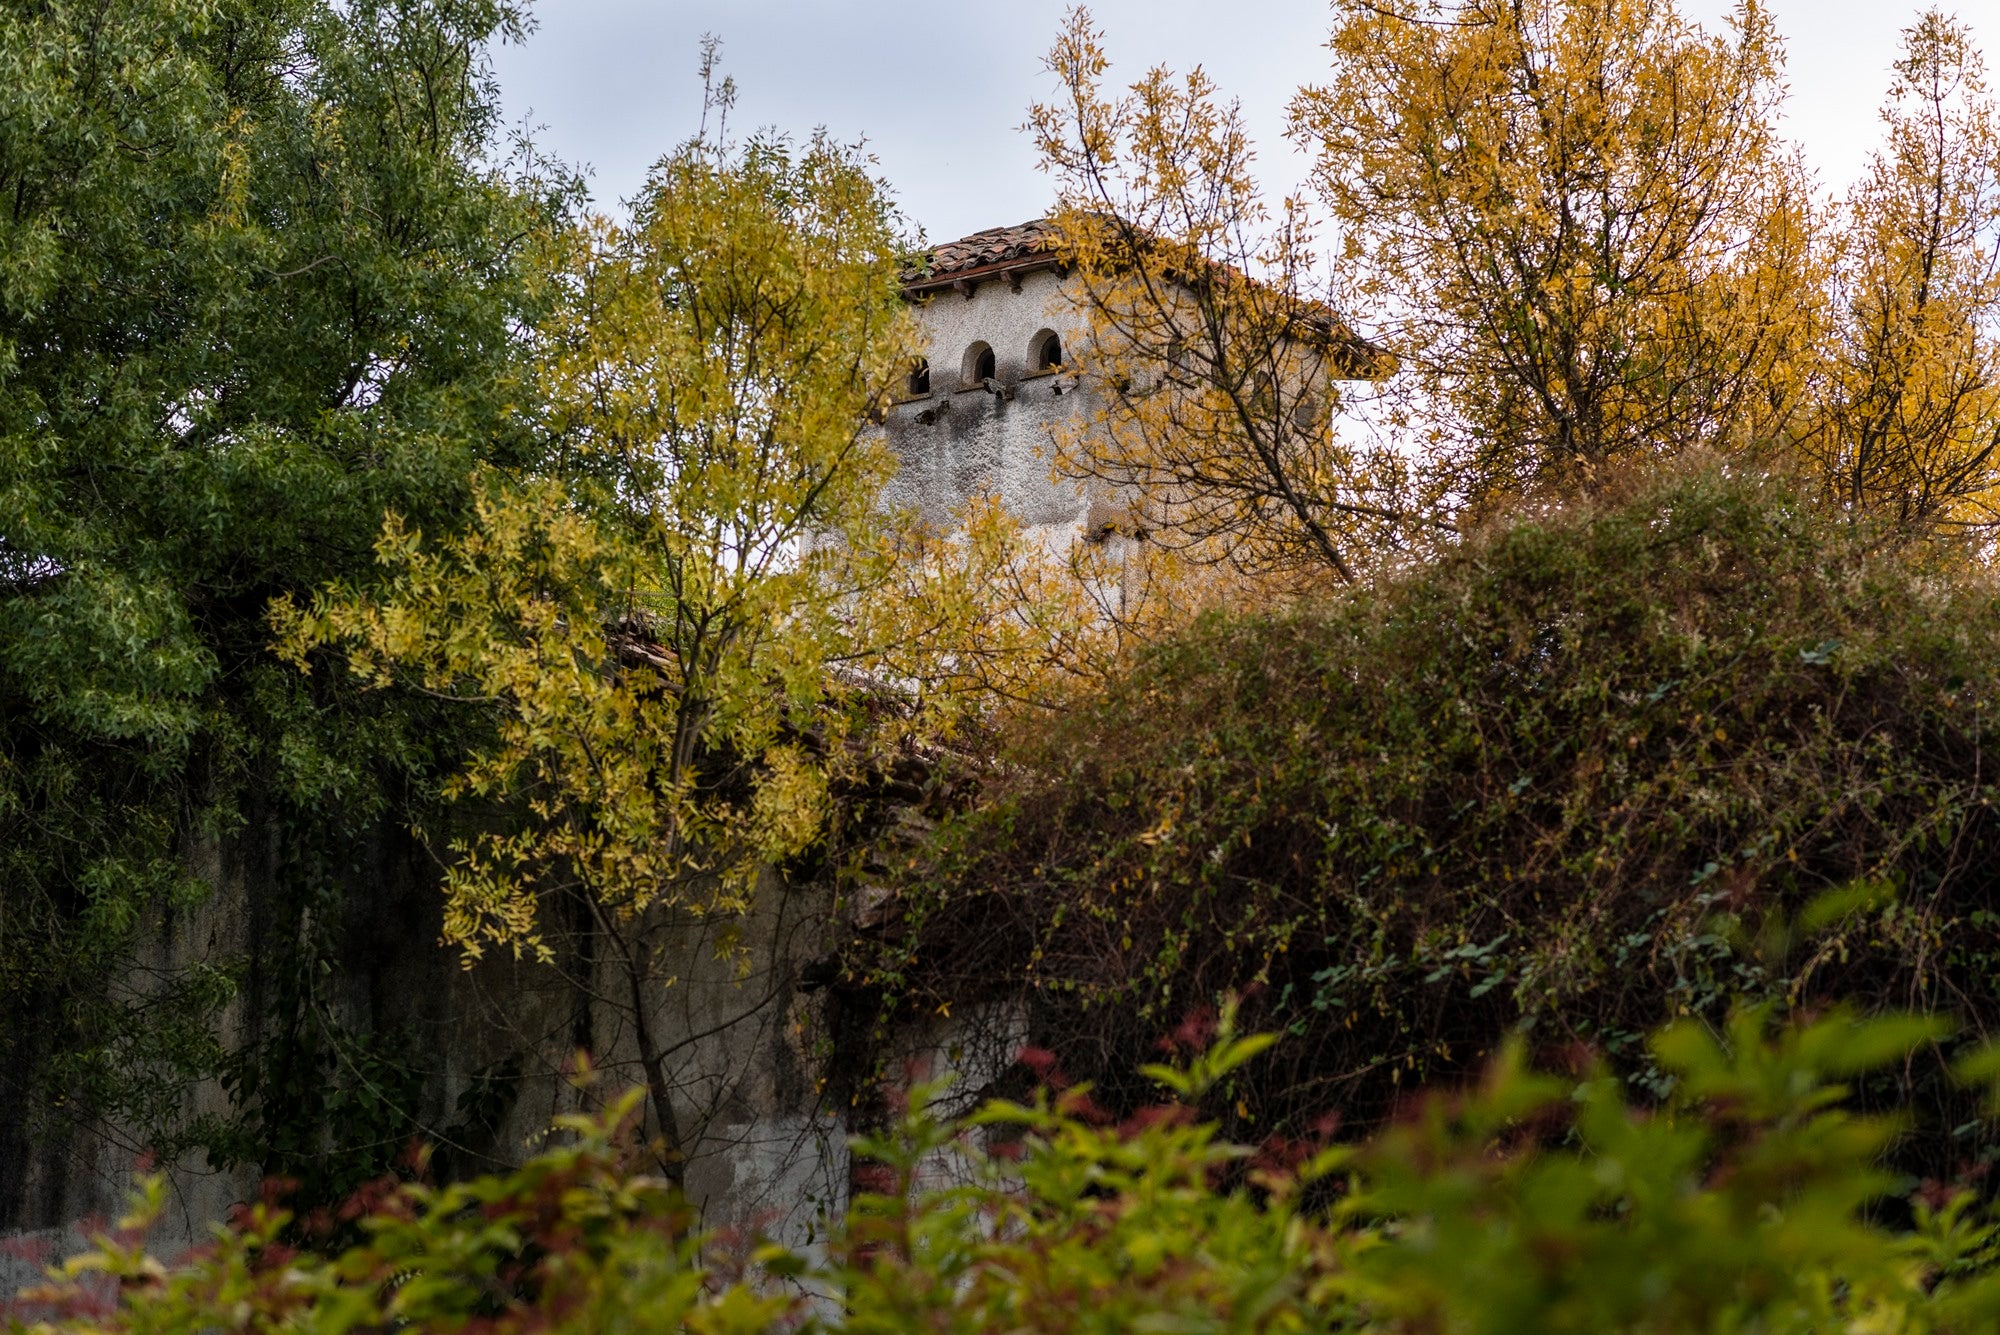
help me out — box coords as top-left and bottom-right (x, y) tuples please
(0, 833), (263, 1293)
(1, 836), (859, 1292)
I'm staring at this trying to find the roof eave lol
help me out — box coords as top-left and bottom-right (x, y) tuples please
(901, 253), (1062, 298)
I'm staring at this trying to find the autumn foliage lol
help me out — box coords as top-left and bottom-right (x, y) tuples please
(1033, 1), (2000, 585)
(12, 0), (2000, 1314)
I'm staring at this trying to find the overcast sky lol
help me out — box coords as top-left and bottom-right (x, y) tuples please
(491, 1), (2000, 244)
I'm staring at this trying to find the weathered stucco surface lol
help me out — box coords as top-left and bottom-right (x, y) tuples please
(879, 266), (1095, 550)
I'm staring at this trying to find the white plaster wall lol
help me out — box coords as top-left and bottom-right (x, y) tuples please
(878, 267), (1094, 550)
(467, 870), (849, 1252)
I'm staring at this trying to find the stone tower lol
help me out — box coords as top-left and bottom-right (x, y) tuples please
(876, 220), (1097, 552)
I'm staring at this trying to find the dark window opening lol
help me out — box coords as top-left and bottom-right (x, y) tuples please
(1032, 330), (1064, 371)
(964, 342), (996, 387)
(909, 358), (930, 396)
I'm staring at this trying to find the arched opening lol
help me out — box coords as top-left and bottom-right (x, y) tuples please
(908, 357), (930, 396)
(962, 341), (995, 389)
(1030, 329), (1063, 372)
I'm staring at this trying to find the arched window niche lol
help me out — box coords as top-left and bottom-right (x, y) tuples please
(961, 341), (995, 390)
(1029, 328), (1064, 373)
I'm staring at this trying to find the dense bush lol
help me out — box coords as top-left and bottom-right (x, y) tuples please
(862, 464), (2000, 1162)
(15, 1007), (2000, 1333)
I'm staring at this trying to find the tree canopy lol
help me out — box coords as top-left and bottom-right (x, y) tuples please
(0, 0), (569, 1193)
(1032, 1), (2000, 587)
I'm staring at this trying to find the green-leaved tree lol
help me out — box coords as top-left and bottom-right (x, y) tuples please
(0, 0), (570, 1207)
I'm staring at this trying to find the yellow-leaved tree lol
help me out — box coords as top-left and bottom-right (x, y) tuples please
(1025, 0), (1832, 592)
(1806, 9), (2000, 530)
(1290, 0), (1825, 510)
(274, 98), (1041, 1174)
(1028, 10), (1422, 591)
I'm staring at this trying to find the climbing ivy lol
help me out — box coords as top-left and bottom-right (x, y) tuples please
(874, 463), (2000, 1176)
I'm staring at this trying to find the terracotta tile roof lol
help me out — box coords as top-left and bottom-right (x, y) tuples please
(903, 215), (1388, 373)
(905, 219), (1058, 287)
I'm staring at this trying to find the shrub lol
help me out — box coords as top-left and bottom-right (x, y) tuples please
(9, 1089), (798, 1334)
(866, 463), (2000, 1162)
(15, 1007), (2000, 1333)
